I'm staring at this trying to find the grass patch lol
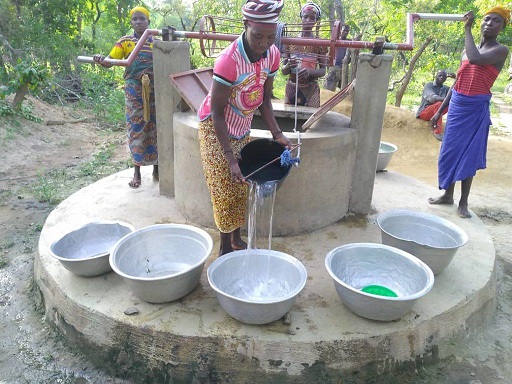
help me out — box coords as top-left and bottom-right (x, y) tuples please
(0, 241), (14, 268)
(31, 142), (129, 206)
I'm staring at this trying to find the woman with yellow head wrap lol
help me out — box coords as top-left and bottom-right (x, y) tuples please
(484, 6), (510, 27)
(428, 8), (510, 219)
(93, 6), (158, 188)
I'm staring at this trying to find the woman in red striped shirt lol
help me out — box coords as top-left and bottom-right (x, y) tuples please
(428, 7), (510, 218)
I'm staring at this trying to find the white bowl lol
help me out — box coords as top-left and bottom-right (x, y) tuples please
(325, 243), (434, 321)
(49, 221), (135, 277)
(110, 224), (213, 303)
(377, 209), (468, 275)
(377, 141), (398, 171)
(207, 249), (307, 325)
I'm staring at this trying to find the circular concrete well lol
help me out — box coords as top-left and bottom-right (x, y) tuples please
(35, 170), (496, 383)
(173, 105), (355, 236)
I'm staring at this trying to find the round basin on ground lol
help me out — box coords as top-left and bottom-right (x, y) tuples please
(207, 249), (307, 325)
(377, 141), (398, 171)
(49, 221), (135, 277)
(377, 209), (468, 275)
(325, 242), (434, 321)
(110, 224), (213, 303)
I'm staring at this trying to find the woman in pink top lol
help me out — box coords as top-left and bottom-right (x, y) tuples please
(197, 0), (292, 256)
(429, 7), (510, 218)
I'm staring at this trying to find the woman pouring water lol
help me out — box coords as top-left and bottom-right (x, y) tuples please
(197, 0), (292, 256)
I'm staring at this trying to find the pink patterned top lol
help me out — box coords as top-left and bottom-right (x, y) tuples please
(197, 34), (280, 139)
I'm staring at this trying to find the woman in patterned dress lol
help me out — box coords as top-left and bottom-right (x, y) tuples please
(281, 2), (328, 107)
(197, 0), (292, 256)
(93, 6), (158, 188)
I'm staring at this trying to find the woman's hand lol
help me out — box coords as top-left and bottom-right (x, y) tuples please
(92, 54), (111, 68)
(430, 114), (440, 129)
(275, 134), (293, 149)
(229, 162), (249, 185)
(463, 11), (475, 28)
(297, 67), (311, 81)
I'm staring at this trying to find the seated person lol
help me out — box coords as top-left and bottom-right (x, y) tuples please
(416, 70), (455, 140)
(324, 24), (351, 91)
(281, 2), (328, 107)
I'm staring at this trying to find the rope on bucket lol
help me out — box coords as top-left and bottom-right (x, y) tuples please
(293, 61), (301, 164)
(243, 143), (301, 180)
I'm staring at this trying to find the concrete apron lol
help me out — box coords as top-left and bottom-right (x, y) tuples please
(35, 167), (496, 383)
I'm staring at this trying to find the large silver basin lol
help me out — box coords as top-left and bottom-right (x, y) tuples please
(376, 141), (398, 172)
(207, 249), (307, 325)
(377, 209), (468, 275)
(49, 221), (135, 277)
(325, 243), (434, 321)
(110, 224), (213, 303)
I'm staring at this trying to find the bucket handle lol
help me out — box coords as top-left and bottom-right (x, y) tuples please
(242, 143), (301, 180)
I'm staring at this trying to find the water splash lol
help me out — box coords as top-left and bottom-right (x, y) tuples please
(247, 181), (278, 250)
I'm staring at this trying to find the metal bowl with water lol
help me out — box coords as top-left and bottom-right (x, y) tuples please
(377, 141), (398, 172)
(110, 224), (213, 303)
(325, 243), (434, 321)
(377, 209), (468, 275)
(207, 249), (307, 325)
(49, 221), (135, 277)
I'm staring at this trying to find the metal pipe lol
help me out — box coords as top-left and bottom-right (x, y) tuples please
(77, 29), (162, 66)
(76, 13), (465, 65)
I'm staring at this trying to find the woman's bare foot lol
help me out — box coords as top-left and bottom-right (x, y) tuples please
(428, 195), (454, 205)
(231, 238), (247, 251)
(128, 176), (141, 188)
(458, 204), (472, 218)
(218, 245), (235, 257)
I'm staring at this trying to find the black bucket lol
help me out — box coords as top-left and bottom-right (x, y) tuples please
(239, 139), (292, 185)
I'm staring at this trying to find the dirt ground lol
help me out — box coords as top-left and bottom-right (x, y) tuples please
(1, 94), (512, 383)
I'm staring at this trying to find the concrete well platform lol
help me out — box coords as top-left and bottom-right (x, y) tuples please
(35, 167), (496, 383)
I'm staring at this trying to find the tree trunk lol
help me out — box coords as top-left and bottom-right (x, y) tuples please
(11, 82), (29, 111)
(0, 32), (19, 59)
(394, 37), (433, 107)
(328, 0), (345, 28)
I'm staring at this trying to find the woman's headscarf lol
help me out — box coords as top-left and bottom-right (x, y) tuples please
(242, 0), (284, 24)
(129, 6), (150, 19)
(484, 6), (510, 27)
(300, 2), (321, 21)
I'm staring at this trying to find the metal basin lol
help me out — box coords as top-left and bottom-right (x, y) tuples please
(377, 209), (468, 275)
(377, 141), (398, 171)
(325, 243), (434, 321)
(110, 224), (213, 303)
(207, 249), (307, 325)
(49, 221), (135, 277)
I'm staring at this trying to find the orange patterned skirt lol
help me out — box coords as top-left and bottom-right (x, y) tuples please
(198, 118), (250, 233)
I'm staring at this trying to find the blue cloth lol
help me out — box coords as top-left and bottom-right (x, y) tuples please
(438, 90), (492, 190)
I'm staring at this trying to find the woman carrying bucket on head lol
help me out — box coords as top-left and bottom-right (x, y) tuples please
(197, 0), (292, 256)
(281, 2), (328, 107)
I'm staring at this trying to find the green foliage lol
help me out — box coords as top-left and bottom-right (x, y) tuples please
(75, 67), (126, 128)
(0, 100), (42, 123)
(4, 60), (49, 96)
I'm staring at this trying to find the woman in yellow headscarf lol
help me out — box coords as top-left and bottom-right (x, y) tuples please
(429, 7), (510, 218)
(93, 6), (158, 188)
